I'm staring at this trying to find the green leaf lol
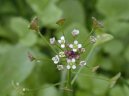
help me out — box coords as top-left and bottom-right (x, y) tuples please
(0, 43), (12, 54)
(104, 19), (129, 38)
(38, 84), (59, 96)
(0, 45), (35, 94)
(58, 0), (85, 25)
(27, 0), (62, 27)
(97, 0), (129, 19)
(109, 85), (124, 96)
(77, 70), (109, 95)
(124, 45), (129, 62)
(95, 33), (113, 46)
(103, 40), (124, 56)
(9, 17), (38, 46)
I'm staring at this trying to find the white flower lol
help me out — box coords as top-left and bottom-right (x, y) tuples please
(50, 37), (55, 44)
(66, 65), (71, 69)
(72, 29), (79, 36)
(66, 58), (76, 69)
(69, 40), (82, 52)
(90, 36), (97, 43)
(59, 51), (65, 57)
(79, 61), (86, 66)
(57, 65), (64, 70)
(58, 36), (65, 48)
(72, 65), (76, 69)
(52, 55), (59, 64)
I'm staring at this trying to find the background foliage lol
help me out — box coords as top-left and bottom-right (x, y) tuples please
(0, 0), (129, 96)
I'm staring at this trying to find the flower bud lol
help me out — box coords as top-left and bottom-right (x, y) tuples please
(50, 37), (55, 44)
(56, 18), (65, 26)
(72, 29), (79, 36)
(29, 16), (39, 32)
(92, 17), (104, 29)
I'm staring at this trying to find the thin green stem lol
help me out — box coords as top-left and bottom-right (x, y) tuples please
(83, 28), (94, 47)
(38, 31), (58, 54)
(71, 45), (96, 85)
(66, 69), (72, 89)
(59, 70), (67, 96)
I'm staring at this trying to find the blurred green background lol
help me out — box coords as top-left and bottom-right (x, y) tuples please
(0, 0), (129, 96)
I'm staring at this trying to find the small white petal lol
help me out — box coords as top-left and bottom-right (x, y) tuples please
(73, 48), (77, 52)
(61, 36), (65, 40)
(58, 40), (61, 44)
(54, 61), (58, 64)
(78, 44), (82, 48)
(72, 58), (75, 62)
(79, 61), (86, 66)
(67, 65), (71, 69)
(72, 29), (79, 36)
(57, 65), (64, 70)
(72, 65), (76, 69)
(61, 44), (65, 48)
(69, 44), (73, 48)
(52, 55), (59, 64)
(59, 52), (65, 57)
(52, 57), (55, 61)
(50, 37), (55, 44)
(74, 40), (78, 44)
(67, 59), (71, 63)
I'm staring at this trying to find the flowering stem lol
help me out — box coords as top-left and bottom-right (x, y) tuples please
(84, 28), (94, 48)
(65, 69), (73, 96)
(67, 69), (72, 89)
(38, 31), (58, 54)
(71, 45), (96, 85)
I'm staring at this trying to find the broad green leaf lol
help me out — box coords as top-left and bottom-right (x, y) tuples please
(38, 84), (59, 96)
(97, 0), (129, 19)
(103, 40), (124, 56)
(95, 33), (113, 46)
(58, 0), (85, 25)
(104, 19), (129, 38)
(0, 1), (16, 14)
(124, 45), (129, 62)
(0, 45), (35, 94)
(77, 70), (109, 95)
(76, 90), (92, 96)
(123, 85), (129, 96)
(99, 58), (113, 71)
(0, 26), (18, 42)
(9, 17), (38, 46)
(0, 43), (12, 54)
(109, 85), (124, 96)
(27, 0), (62, 27)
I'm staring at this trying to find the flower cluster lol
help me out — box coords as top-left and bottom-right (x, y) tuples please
(51, 29), (87, 70)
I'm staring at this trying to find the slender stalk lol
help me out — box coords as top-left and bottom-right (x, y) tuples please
(67, 69), (71, 89)
(65, 69), (73, 96)
(38, 31), (58, 54)
(59, 70), (67, 96)
(71, 45), (96, 85)
(83, 28), (94, 48)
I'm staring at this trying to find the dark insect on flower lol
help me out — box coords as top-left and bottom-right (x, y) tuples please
(29, 16), (39, 32)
